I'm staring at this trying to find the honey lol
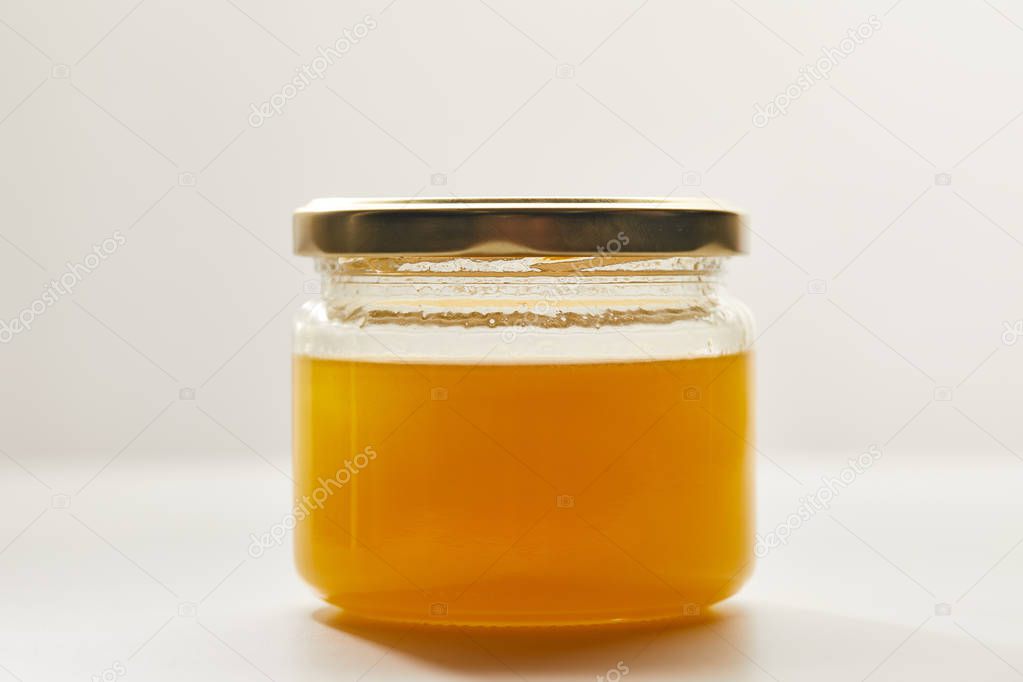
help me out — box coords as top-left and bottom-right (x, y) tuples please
(293, 352), (752, 626)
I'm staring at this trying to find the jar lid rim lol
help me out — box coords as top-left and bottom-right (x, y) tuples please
(294, 197), (747, 257)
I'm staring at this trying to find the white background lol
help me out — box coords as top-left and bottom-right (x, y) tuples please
(1, 0), (1022, 680)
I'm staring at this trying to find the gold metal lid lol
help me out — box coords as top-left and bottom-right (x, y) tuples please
(293, 197), (746, 256)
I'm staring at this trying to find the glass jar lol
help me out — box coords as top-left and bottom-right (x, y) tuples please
(292, 198), (755, 626)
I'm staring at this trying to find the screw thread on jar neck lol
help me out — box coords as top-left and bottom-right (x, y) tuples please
(315, 256), (727, 327)
(318, 254), (723, 283)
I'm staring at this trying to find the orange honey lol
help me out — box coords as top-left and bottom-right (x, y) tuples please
(293, 352), (753, 625)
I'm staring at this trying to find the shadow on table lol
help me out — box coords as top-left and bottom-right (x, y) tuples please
(312, 601), (1016, 679)
(313, 604), (747, 679)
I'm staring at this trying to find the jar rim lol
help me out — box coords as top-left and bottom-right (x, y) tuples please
(293, 197), (747, 257)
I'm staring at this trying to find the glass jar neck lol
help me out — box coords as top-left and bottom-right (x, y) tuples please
(315, 255), (727, 329)
(318, 255), (723, 289)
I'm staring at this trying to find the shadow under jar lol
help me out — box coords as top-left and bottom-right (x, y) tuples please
(291, 198), (755, 626)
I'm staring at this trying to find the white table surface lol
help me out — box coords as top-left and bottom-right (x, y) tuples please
(2, 454), (1021, 681)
